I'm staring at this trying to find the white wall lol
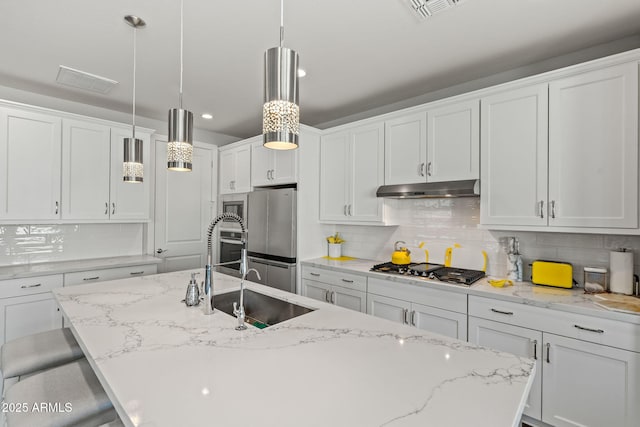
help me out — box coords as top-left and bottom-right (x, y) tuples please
(320, 198), (640, 286)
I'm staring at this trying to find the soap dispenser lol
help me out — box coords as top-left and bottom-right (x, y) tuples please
(185, 273), (201, 306)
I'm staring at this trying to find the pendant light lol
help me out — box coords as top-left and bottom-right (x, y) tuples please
(263, 0), (299, 150)
(123, 15), (146, 183)
(167, 0), (194, 171)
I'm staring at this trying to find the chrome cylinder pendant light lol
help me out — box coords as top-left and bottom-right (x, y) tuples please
(167, 0), (194, 171)
(123, 15), (145, 183)
(263, 0), (299, 150)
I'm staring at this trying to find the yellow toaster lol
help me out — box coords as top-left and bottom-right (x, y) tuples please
(531, 260), (574, 288)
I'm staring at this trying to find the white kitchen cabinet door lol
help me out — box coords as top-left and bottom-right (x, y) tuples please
(302, 279), (332, 303)
(367, 293), (411, 325)
(384, 112), (427, 185)
(542, 333), (640, 427)
(109, 127), (151, 220)
(320, 130), (350, 221)
(0, 294), (63, 345)
(468, 316), (542, 420)
(61, 119), (111, 220)
(480, 84), (548, 226)
(412, 302), (467, 340)
(332, 286), (366, 313)
(251, 140), (297, 187)
(349, 123), (385, 222)
(0, 108), (62, 220)
(548, 62), (638, 229)
(427, 99), (479, 182)
(219, 143), (252, 194)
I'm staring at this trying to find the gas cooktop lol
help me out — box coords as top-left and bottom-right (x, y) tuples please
(370, 262), (485, 286)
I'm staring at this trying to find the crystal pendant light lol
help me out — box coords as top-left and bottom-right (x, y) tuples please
(263, 0), (299, 150)
(167, 0), (194, 171)
(123, 15), (145, 183)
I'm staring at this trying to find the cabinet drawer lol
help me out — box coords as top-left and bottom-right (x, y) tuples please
(368, 277), (467, 314)
(0, 274), (63, 299)
(64, 264), (157, 286)
(301, 266), (367, 292)
(469, 295), (640, 352)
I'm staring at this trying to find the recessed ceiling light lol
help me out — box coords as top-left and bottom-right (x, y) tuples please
(297, 69), (307, 78)
(201, 113), (213, 119)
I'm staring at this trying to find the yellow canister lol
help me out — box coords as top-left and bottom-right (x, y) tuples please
(531, 260), (573, 288)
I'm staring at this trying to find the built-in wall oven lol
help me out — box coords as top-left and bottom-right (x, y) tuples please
(217, 230), (243, 277)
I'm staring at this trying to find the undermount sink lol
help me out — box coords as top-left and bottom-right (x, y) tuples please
(213, 289), (315, 328)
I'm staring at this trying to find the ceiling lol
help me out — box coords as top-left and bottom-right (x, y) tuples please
(2, 0), (640, 139)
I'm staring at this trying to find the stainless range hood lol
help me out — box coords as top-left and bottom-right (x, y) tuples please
(376, 179), (480, 199)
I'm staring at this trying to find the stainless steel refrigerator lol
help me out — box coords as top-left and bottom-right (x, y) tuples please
(247, 187), (297, 293)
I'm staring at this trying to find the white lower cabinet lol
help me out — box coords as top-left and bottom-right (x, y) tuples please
(301, 266), (366, 312)
(64, 264), (158, 286)
(469, 295), (640, 427)
(0, 275), (64, 345)
(367, 277), (467, 340)
(468, 316), (543, 420)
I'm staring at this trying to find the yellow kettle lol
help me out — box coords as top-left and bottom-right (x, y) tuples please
(391, 241), (411, 265)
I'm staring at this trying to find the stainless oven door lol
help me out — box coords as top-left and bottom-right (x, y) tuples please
(217, 231), (243, 277)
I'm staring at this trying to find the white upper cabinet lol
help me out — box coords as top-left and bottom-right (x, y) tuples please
(548, 62), (638, 229)
(320, 122), (386, 224)
(108, 126), (151, 220)
(480, 84), (549, 226)
(219, 142), (251, 194)
(384, 113), (426, 185)
(427, 99), (479, 182)
(251, 139), (297, 187)
(384, 99), (479, 185)
(481, 62), (639, 232)
(0, 108), (62, 220)
(62, 119), (112, 220)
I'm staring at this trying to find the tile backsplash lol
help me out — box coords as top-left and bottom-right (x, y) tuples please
(0, 224), (144, 266)
(323, 198), (640, 287)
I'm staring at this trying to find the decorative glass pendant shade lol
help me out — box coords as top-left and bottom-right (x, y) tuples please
(167, 0), (194, 171)
(168, 108), (193, 170)
(123, 137), (143, 182)
(263, 46), (299, 150)
(123, 15), (145, 183)
(263, 0), (300, 150)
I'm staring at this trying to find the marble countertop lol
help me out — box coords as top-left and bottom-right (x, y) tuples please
(54, 270), (534, 427)
(302, 257), (640, 324)
(0, 255), (162, 280)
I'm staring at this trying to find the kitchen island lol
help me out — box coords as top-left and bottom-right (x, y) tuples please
(54, 269), (534, 427)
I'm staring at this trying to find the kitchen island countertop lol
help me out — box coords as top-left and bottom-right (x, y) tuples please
(54, 269), (534, 427)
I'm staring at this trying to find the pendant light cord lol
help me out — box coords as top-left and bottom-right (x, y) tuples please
(132, 26), (137, 139)
(279, 0), (284, 48)
(179, 0), (184, 109)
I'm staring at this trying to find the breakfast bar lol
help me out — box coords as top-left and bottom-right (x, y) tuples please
(53, 270), (535, 427)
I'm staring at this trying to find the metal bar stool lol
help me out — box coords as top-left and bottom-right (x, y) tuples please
(0, 328), (84, 397)
(4, 358), (116, 427)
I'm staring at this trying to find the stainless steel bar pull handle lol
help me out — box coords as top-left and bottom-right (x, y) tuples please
(410, 310), (416, 326)
(83, 276), (100, 281)
(112, 202), (116, 215)
(532, 339), (538, 360)
(55, 201), (59, 215)
(427, 162), (432, 177)
(574, 324), (604, 334)
(550, 200), (556, 219)
(20, 283), (42, 289)
(403, 308), (409, 324)
(324, 290), (330, 302)
(330, 291), (336, 304)
(309, 272), (320, 277)
(129, 271), (144, 275)
(348, 205), (352, 216)
(490, 308), (514, 316)
(343, 205), (347, 216)
(341, 278), (354, 283)
(105, 202), (109, 215)
(419, 163), (425, 177)
(538, 201), (544, 218)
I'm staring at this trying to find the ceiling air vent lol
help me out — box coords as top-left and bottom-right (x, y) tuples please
(408, 0), (466, 19)
(56, 65), (118, 94)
